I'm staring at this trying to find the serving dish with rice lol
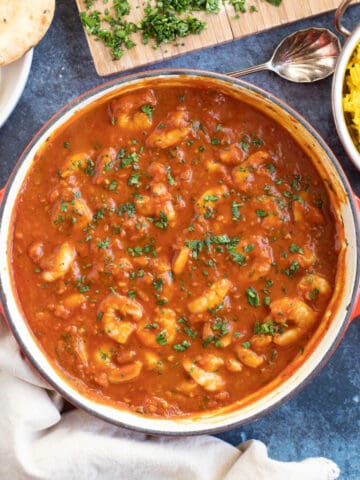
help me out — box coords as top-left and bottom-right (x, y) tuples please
(343, 43), (360, 152)
(333, 0), (360, 169)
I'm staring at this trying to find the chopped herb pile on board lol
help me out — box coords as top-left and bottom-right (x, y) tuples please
(80, 0), (282, 60)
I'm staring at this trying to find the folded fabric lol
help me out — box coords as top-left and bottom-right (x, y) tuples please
(0, 316), (340, 480)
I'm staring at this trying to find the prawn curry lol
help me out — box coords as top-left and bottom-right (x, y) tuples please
(10, 80), (339, 417)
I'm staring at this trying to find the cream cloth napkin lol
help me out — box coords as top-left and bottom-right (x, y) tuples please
(0, 316), (340, 480)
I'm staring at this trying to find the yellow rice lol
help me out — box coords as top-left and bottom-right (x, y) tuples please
(343, 43), (360, 152)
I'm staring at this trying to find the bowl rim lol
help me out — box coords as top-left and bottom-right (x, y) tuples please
(1, 68), (359, 435)
(0, 49), (33, 129)
(332, 23), (360, 170)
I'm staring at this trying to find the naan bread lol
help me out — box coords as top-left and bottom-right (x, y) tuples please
(0, 0), (55, 66)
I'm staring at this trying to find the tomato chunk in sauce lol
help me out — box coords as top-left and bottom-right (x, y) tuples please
(11, 84), (339, 417)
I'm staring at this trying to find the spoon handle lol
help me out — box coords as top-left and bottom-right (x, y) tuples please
(227, 62), (270, 78)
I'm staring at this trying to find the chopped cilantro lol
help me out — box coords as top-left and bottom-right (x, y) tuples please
(84, 158), (95, 176)
(246, 286), (260, 307)
(254, 319), (276, 336)
(263, 296), (271, 306)
(184, 327), (197, 339)
(156, 329), (168, 345)
(109, 180), (118, 191)
(127, 245), (144, 257)
(141, 5), (206, 46)
(93, 208), (105, 223)
(177, 316), (190, 326)
(256, 209), (269, 217)
(229, 251), (245, 265)
(120, 151), (139, 169)
(267, 163), (276, 174)
(81, 0), (281, 61)
(80, 8), (136, 61)
(231, 201), (241, 221)
(266, 0), (282, 6)
(144, 322), (159, 329)
(165, 165), (176, 186)
(97, 237), (110, 249)
(156, 298), (168, 305)
(310, 288), (320, 301)
(251, 137), (263, 146)
(289, 244), (303, 254)
(154, 211), (168, 229)
(141, 104), (154, 119)
(283, 260), (300, 279)
(203, 195), (219, 202)
(239, 140), (249, 151)
(213, 320), (229, 335)
(76, 276), (90, 293)
(118, 202), (136, 217)
(244, 243), (254, 253)
(208, 302), (224, 314)
(128, 173), (141, 187)
(60, 200), (68, 213)
(152, 278), (164, 291)
(99, 348), (110, 361)
(173, 340), (191, 352)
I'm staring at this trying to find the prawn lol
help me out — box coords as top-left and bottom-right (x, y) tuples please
(94, 345), (143, 384)
(147, 109), (192, 149)
(136, 308), (177, 348)
(195, 185), (228, 216)
(60, 151), (94, 179)
(270, 297), (317, 346)
(231, 150), (273, 192)
(40, 242), (76, 282)
(51, 197), (92, 230)
(109, 89), (157, 131)
(202, 319), (235, 348)
(234, 345), (264, 368)
(292, 192), (324, 225)
(98, 293), (144, 344)
(218, 144), (245, 164)
(235, 235), (274, 280)
(297, 274), (332, 304)
(93, 147), (117, 185)
(49, 293), (86, 319)
(135, 182), (176, 226)
(187, 278), (232, 314)
(172, 246), (191, 275)
(183, 357), (225, 392)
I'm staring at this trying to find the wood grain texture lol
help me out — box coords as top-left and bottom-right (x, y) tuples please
(75, 0), (343, 76)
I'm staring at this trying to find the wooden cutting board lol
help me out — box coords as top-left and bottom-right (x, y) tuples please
(75, 0), (342, 76)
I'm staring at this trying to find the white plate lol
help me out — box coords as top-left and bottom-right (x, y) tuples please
(0, 49), (33, 128)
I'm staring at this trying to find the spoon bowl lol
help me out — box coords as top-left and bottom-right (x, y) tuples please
(228, 27), (341, 83)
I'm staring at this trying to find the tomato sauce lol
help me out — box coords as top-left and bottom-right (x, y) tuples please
(10, 83), (339, 417)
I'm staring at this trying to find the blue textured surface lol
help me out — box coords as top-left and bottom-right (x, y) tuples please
(0, 1), (359, 477)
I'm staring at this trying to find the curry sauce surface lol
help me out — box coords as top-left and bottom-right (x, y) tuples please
(11, 85), (339, 416)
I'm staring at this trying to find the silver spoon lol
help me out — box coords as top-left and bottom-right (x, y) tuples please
(228, 27), (341, 83)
